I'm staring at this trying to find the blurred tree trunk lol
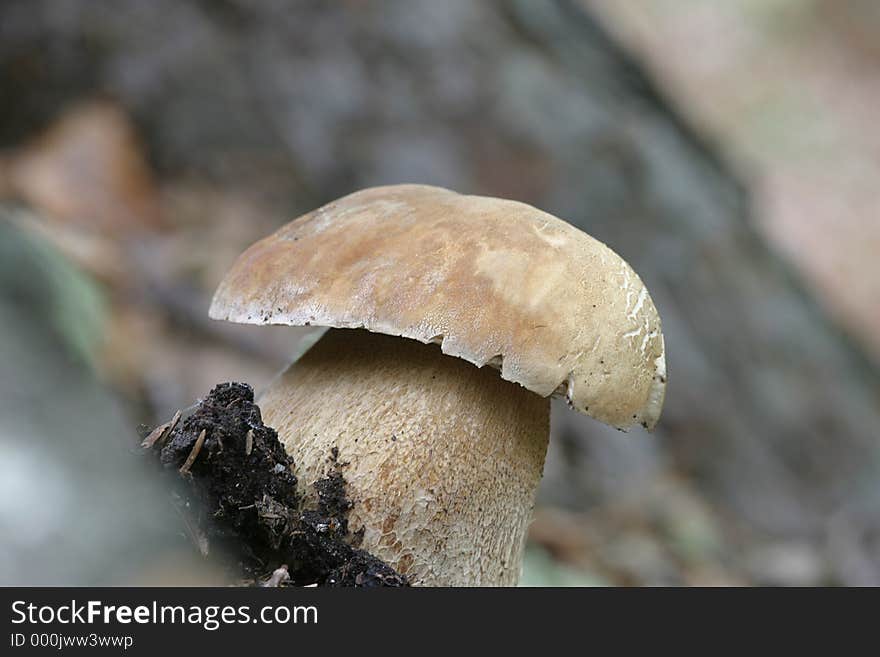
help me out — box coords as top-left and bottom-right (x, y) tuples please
(2, 0), (878, 580)
(0, 212), (216, 585)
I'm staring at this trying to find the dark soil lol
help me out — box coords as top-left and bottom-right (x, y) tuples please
(145, 382), (407, 587)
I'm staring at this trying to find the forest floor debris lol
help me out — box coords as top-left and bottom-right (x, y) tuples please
(143, 382), (407, 587)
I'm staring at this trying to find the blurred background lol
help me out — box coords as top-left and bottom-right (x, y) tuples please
(1, 0), (878, 586)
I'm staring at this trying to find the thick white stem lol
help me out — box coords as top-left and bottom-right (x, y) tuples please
(259, 329), (550, 586)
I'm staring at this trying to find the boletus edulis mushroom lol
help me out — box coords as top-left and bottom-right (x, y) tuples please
(210, 184), (666, 586)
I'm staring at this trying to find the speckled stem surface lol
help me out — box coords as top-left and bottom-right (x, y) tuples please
(259, 329), (550, 586)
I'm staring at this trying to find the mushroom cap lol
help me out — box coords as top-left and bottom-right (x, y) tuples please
(210, 184), (666, 430)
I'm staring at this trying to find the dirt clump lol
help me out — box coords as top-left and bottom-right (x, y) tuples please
(146, 382), (407, 587)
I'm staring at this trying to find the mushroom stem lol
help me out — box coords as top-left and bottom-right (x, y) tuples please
(259, 329), (550, 586)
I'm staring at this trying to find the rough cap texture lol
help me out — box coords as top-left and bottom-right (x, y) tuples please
(210, 184), (666, 430)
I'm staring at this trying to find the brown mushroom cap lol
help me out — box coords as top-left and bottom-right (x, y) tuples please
(210, 184), (666, 430)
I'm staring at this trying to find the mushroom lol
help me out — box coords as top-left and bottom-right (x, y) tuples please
(210, 184), (666, 586)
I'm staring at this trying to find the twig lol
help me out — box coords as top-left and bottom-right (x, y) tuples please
(141, 409), (181, 449)
(179, 429), (206, 476)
